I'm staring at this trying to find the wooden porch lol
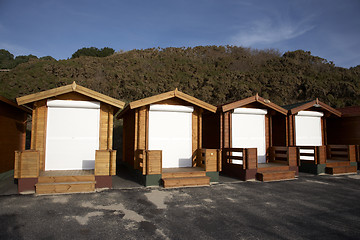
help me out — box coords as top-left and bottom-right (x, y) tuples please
(298, 145), (357, 175)
(14, 149), (116, 194)
(135, 149), (221, 188)
(222, 146), (297, 182)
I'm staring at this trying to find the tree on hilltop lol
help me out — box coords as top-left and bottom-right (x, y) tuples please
(71, 47), (115, 58)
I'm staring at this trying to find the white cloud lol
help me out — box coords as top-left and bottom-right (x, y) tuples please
(230, 15), (315, 47)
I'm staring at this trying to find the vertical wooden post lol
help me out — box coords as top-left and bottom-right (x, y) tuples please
(220, 112), (223, 149)
(348, 145), (356, 162)
(107, 107), (113, 150)
(285, 116), (289, 147)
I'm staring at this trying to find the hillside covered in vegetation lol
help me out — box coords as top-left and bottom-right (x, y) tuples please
(0, 46), (359, 108)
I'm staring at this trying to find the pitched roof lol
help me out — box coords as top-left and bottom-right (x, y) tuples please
(337, 106), (360, 117)
(0, 96), (32, 114)
(283, 98), (341, 117)
(220, 93), (288, 115)
(16, 82), (125, 109)
(118, 89), (217, 118)
(282, 100), (313, 111)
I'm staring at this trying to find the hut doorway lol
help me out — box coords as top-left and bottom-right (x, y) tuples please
(232, 108), (267, 163)
(148, 104), (193, 168)
(295, 111), (323, 146)
(45, 100), (100, 171)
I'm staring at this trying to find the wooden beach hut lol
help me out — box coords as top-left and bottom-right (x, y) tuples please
(118, 89), (220, 188)
(14, 82), (125, 194)
(327, 106), (360, 169)
(284, 99), (357, 174)
(0, 96), (31, 175)
(202, 94), (298, 182)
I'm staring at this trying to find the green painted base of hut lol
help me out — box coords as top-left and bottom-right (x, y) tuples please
(349, 162), (358, 169)
(206, 172), (219, 182)
(299, 162), (326, 175)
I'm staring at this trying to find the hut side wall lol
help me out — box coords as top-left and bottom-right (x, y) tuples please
(202, 112), (220, 149)
(272, 114), (287, 146)
(0, 101), (27, 173)
(123, 110), (135, 167)
(327, 116), (360, 145)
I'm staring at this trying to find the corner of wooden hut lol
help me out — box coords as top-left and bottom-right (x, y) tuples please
(283, 99), (357, 175)
(14, 82), (125, 194)
(118, 89), (221, 187)
(207, 94), (299, 182)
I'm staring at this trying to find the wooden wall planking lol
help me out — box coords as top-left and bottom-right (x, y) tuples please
(95, 150), (117, 176)
(0, 101), (27, 173)
(202, 112), (221, 149)
(327, 116), (360, 145)
(265, 114), (270, 161)
(137, 107), (147, 150)
(31, 100), (47, 171)
(99, 103), (115, 150)
(147, 150), (162, 174)
(14, 150), (40, 178)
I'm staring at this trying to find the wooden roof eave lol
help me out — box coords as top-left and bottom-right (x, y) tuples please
(0, 96), (32, 114)
(290, 99), (341, 117)
(221, 94), (288, 115)
(16, 82), (125, 110)
(117, 89), (217, 119)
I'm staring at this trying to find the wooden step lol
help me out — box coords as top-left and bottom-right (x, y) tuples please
(36, 181), (96, 194)
(325, 165), (357, 175)
(38, 175), (95, 183)
(256, 171), (295, 182)
(162, 176), (210, 188)
(326, 161), (350, 167)
(162, 171), (206, 178)
(257, 165), (290, 172)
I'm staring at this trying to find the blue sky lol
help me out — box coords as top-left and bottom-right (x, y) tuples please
(0, 0), (359, 68)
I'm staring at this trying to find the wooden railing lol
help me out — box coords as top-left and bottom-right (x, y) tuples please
(269, 146), (297, 166)
(14, 150), (40, 178)
(223, 148), (257, 170)
(135, 149), (162, 175)
(201, 149), (222, 172)
(327, 145), (356, 162)
(95, 150), (117, 176)
(297, 146), (326, 164)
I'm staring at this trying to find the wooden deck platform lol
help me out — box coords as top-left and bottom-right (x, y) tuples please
(39, 170), (94, 176)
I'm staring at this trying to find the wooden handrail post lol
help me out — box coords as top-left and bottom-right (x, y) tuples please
(243, 149), (247, 170)
(348, 145), (356, 162)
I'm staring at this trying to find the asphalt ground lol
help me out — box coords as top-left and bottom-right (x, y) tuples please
(0, 172), (360, 239)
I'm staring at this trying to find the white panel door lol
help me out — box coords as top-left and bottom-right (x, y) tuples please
(45, 101), (100, 170)
(148, 105), (193, 168)
(232, 108), (267, 164)
(295, 111), (323, 146)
